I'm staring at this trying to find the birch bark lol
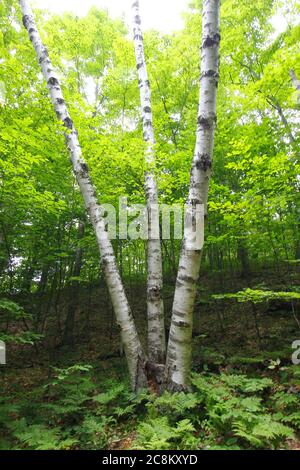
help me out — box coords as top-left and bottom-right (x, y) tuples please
(166, 0), (221, 390)
(290, 70), (300, 94)
(19, 0), (147, 390)
(290, 70), (300, 104)
(131, 0), (166, 365)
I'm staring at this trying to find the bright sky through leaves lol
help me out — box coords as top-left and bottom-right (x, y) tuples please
(33, 0), (188, 32)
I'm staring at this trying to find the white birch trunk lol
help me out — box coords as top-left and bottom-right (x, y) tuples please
(132, 0), (166, 365)
(166, 0), (221, 390)
(19, 0), (147, 390)
(290, 70), (300, 93)
(290, 70), (300, 104)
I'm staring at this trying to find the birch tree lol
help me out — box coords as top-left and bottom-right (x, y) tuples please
(166, 0), (221, 391)
(19, 0), (147, 391)
(131, 0), (165, 365)
(19, 0), (221, 393)
(290, 70), (300, 104)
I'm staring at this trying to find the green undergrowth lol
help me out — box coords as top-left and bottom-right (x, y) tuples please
(1, 362), (299, 450)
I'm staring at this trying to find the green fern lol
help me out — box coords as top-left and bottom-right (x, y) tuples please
(192, 372), (295, 449)
(11, 419), (77, 450)
(133, 417), (199, 450)
(234, 417), (294, 448)
(93, 383), (125, 406)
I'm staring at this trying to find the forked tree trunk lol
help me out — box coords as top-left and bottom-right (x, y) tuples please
(132, 0), (166, 365)
(19, 0), (147, 390)
(166, 0), (221, 391)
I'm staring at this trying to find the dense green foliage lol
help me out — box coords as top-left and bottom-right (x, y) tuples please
(0, 0), (300, 451)
(0, 298), (42, 344)
(1, 0), (299, 296)
(1, 363), (300, 450)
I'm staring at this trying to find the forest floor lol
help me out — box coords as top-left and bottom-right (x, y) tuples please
(1, 267), (300, 450)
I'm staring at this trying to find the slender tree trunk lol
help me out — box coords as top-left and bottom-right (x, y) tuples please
(290, 69), (300, 104)
(237, 237), (250, 279)
(21, 257), (36, 293)
(275, 101), (295, 143)
(266, 96), (295, 143)
(295, 223), (300, 260)
(19, 0), (147, 390)
(62, 221), (85, 347)
(166, 0), (221, 391)
(37, 263), (49, 296)
(131, 0), (166, 365)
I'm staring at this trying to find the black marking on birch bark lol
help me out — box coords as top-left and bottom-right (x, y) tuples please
(172, 309), (187, 319)
(47, 77), (59, 86)
(197, 115), (214, 129)
(134, 34), (143, 41)
(63, 117), (73, 129)
(132, 1), (139, 8)
(176, 279), (184, 289)
(136, 62), (143, 70)
(134, 15), (141, 25)
(196, 153), (212, 171)
(203, 33), (221, 48)
(201, 69), (219, 80)
(179, 262), (187, 270)
(169, 333), (187, 345)
(143, 106), (152, 114)
(28, 28), (35, 34)
(178, 274), (196, 284)
(173, 320), (190, 328)
(176, 279), (195, 292)
(39, 49), (49, 63)
(101, 257), (109, 270)
(166, 350), (177, 361)
(144, 119), (152, 127)
(145, 80), (150, 88)
(187, 190), (201, 206)
(22, 15), (31, 29)
(29, 35), (34, 42)
(56, 98), (65, 105)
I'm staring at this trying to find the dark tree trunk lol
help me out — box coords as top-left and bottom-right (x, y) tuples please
(62, 222), (85, 347)
(237, 239), (250, 279)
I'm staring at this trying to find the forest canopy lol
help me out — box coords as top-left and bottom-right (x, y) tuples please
(0, 0), (300, 453)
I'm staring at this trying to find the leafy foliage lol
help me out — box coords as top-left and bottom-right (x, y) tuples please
(192, 372), (295, 449)
(0, 0), (300, 453)
(0, 298), (42, 344)
(1, 363), (299, 450)
(213, 289), (300, 304)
